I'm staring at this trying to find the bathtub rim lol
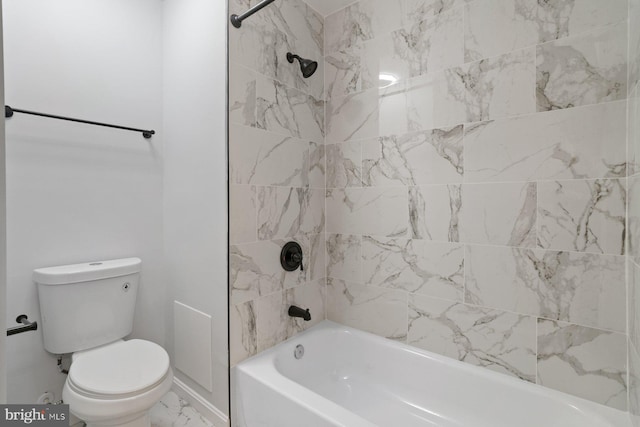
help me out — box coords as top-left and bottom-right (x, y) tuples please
(234, 320), (632, 427)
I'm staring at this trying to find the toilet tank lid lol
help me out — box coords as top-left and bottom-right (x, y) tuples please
(33, 258), (142, 285)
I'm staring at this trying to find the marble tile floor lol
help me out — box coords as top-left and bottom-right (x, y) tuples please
(69, 392), (212, 427)
(150, 391), (213, 427)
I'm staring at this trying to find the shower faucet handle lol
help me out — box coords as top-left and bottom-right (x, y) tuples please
(281, 241), (304, 272)
(291, 252), (304, 271)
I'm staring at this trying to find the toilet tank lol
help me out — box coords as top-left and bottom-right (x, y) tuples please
(34, 258), (141, 354)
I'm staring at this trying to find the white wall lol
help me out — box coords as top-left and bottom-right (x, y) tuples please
(162, 0), (229, 419)
(0, 0), (6, 404)
(2, 0), (165, 403)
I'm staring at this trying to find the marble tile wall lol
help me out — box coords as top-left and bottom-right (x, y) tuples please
(324, 0), (630, 411)
(228, 0), (326, 367)
(228, 0), (636, 416)
(629, 0), (640, 423)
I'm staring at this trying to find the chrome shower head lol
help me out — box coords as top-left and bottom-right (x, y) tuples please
(286, 52), (318, 78)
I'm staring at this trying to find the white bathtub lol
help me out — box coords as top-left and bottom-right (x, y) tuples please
(233, 321), (631, 427)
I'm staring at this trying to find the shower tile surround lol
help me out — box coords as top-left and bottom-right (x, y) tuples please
(629, 0), (640, 423)
(229, 0), (327, 367)
(229, 0), (637, 416)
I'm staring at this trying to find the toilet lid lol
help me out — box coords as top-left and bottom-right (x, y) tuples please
(69, 339), (170, 396)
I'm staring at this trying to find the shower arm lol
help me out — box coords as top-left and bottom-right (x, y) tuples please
(230, 0), (276, 28)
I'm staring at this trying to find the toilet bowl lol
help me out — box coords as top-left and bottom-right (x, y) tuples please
(62, 340), (173, 427)
(34, 258), (173, 427)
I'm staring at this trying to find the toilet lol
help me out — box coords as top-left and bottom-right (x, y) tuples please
(34, 258), (173, 427)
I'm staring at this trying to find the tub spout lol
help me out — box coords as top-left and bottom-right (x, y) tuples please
(288, 305), (311, 321)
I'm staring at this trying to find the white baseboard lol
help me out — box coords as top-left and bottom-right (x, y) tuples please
(172, 377), (229, 427)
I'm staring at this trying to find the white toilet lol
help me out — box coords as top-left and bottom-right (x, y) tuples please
(34, 258), (173, 427)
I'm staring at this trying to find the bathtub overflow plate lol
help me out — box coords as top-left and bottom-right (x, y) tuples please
(294, 344), (304, 359)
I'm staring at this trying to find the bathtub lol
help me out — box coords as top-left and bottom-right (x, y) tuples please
(233, 321), (631, 427)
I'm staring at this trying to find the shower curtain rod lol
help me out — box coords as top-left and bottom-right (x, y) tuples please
(4, 105), (156, 139)
(230, 0), (276, 28)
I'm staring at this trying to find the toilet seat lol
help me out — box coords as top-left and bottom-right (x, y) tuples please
(68, 339), (170, 398)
